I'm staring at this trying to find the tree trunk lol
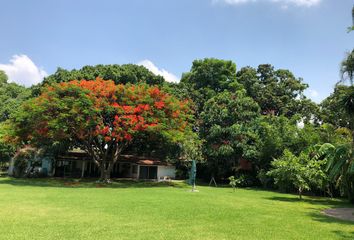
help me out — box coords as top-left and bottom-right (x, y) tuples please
(347, 179), (354, 204)
(100, 167), (111, 183)
(298, 187), (303, 200)
(84, 141), (124, 183)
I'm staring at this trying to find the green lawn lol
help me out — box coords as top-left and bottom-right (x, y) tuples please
(0, 178), (353, 240)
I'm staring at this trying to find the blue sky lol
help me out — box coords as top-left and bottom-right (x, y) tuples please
(0, 0), (353, 102)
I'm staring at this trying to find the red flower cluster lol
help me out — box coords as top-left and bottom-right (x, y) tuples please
(154, 101), (165, 109)
(34, 78), (191, 146)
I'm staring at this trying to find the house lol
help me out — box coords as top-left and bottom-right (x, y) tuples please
(9, 149), (176, 181)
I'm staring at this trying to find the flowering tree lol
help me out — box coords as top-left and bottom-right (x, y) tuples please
(9, 78), (191, 181)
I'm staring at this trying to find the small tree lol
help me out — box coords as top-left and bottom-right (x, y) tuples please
(8, 78), (192, 182)
(228, 176), (241, 192)
(267, 149), (326, 199)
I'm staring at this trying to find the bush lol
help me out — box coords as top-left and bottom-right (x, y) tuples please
(229, 173), (256, 188)
(257, 169), (273, 188)
(12, 146), (41, 177)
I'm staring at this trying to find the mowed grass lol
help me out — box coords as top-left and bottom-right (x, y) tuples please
(0, 178), (353, 240)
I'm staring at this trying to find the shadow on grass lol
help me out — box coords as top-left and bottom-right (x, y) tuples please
(267, 195), (354, 238)
(266, 196), (349, 207)
(331, 230), (354, 240)
(310, 212), (354, 239)
(0, 177), (189, 189)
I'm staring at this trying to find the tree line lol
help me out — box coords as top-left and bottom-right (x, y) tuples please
(0, 6), (353, 201)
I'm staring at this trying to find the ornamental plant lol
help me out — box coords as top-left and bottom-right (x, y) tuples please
(8, 78), (192, 182)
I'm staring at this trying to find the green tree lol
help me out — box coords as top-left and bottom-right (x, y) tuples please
(200, 90), (260, 178)
(0, 70), (31, 122)
(254, 115), (319, 170)
(268, 149), (326, 199)
(340, 50), (354, 85)
(237, 65), (315, 119)
(347, 5), (354, 32)
(180, 58), (243, 116)
(0, 70), (31, 165)
(320, 85), (353, 129)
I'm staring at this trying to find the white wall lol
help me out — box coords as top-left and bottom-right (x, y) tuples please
(157, 165), (175, 180)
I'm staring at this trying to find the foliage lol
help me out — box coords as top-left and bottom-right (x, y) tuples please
(267, 149), (327, 199)
(8, 78), (192, 181)
(320, 85), (353, 128)
(340, 85), (354, 117)
(228, 176), (240, 191)
(200, 90), (260, 178)
(253, 115), (321, 169)
(11, 146), (41, 177)
(179, 132), (204, 162)
(180, 58), (243, 115)
(257, 169), (273, 188)
(315, 143), (354, 203)
(340, 49), (354, 85)
(230, 173), (256, 188)
(32, 64), (165, 96)
(0, 71), (31, 165)
(0, 122), (15, 164)
(347, 5), (354, 32)
(237, 65), (316, 120)
(0, 70), (31, 122)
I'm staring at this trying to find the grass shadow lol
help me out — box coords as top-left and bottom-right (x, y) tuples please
(310, 212), (354, 239)
(265, 195), (351, 207)
(331, 230), (354, 240)
(0, 177), (189, 189)
(267, 195), (354, 238)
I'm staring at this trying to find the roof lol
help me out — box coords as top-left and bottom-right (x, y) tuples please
(119, 155), (172, 166)
(57, 150), (172, 166)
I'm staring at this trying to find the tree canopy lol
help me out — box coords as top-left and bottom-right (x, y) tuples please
(32, 64), (165, 96)
(9, 78), (192, 181)
(0, 70), (31, 122)
(236, 64), (315, 118)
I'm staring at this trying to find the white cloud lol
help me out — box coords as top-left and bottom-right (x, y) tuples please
(138, 60), (179, 83)
(304, 88), (321, 103)
(0, 55), (47, 87)
(297, 119), (305, 129)
(308, 89), (319, 98)
(213, 0), (321, 7)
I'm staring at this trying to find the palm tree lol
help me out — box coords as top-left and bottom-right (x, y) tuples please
(341, 6), (354, 83)
(340, 50), (354, 85)
(315, 143), (354, 203)
(341, 86), (354, 118)
(349, 6), (354, 32)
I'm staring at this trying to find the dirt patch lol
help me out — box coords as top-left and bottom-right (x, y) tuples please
(63, 182), (81, 187)
(322, 208), (354, 222)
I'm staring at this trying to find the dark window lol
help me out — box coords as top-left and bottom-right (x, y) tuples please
(132, 165), (138, 174)
(139, 166), (157, 179)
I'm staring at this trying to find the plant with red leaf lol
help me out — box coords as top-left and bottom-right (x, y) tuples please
(9, 78), (192, 182)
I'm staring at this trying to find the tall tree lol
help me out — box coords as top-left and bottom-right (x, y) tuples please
(8, 78), (192, 182)
(340, 50), (354, 85)
(0, 70), (31, 164)
(320, 85), (353, 129)
(236, 65), (315, 119)
(347, 5), (354, 32)
(32, 64), (165, 96)
(200, 90), (260, 178)
(180, 58), (243, 116)
(0, 70), (31, 122)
